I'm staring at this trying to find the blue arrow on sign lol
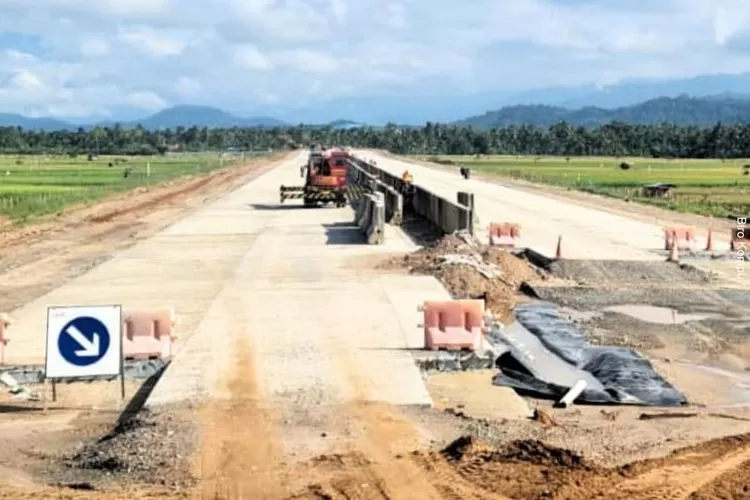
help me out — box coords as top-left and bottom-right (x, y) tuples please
(57, 316), (111, 367)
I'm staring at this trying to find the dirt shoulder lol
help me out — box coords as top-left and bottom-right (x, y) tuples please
(0, 153), (288, 313)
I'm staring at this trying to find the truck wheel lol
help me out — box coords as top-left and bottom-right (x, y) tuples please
(303, 198), (316, 207)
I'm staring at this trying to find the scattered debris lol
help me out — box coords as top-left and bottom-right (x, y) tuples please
(639, 412), (698, 420)
(380, 232), (548, 322)
(531, 408), (558, 427)
(0, 370), (40, 401)
(601, 409), (621, 421)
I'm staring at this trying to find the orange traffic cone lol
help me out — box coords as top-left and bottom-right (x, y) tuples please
(667, 239), (679, 262)
(555, 235), (562, 259)
(706, 228), (713, 251)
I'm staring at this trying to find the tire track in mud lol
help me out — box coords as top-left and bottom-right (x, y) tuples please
(604, 435), (750, 500)
(286, 336), (508, 500)
(194, 297), (287, 500)
(319, 337), (441, 499)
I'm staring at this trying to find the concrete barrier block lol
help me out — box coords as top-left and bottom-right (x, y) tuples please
(358, 161), (474, 236)
(664, 226), (696, 250)
(423, 300), (484, 351)
(366, 193), (385, 244)
(355, 194), (370, 228)
(358, 195), (374, 231)
(123, 308), (178, 360)
(354, 195), (365, 221)
(377, 184), (403, 225)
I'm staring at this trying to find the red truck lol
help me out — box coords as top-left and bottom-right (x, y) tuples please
(280, 148), (350, 207)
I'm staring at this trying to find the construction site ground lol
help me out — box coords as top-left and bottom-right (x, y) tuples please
(0, 152), (750, 499)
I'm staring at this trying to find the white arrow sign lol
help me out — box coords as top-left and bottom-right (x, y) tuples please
(65, 325), (101, 357)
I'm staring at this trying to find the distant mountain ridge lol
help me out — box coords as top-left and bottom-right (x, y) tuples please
(3, 95), (750, 131)
(456, 95), (750, 128)
(0, 105), (290, 131)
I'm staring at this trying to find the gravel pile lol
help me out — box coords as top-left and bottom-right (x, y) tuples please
(545, 260), (713, 286)
(61, 404), (199, 490)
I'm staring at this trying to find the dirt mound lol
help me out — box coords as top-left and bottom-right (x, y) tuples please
(442, 435), (587, 469)
(62, 407), (197, 490)
(381, 233), (547, 322)
(401, 432), (750, 500)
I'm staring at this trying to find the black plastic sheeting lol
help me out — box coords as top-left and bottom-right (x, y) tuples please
(492, 301), (688, 406)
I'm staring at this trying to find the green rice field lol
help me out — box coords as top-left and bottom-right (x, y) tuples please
(0, 153), (253, 221)
(418, 155), (750, 218)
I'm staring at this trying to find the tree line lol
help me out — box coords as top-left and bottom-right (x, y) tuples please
(1, 121), (750, 158)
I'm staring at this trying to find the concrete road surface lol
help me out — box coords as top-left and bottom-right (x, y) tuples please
(353, 150), (717, 260)
(6, 153), (451, 409)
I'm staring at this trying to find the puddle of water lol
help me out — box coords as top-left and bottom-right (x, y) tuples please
(604, 304), (720, 324)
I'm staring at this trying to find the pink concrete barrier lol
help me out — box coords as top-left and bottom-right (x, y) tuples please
(423, 300), (484, 351)
(664, 226), (695, 251)
(489, 222), (521, 247)
(122, 308), (179, 360)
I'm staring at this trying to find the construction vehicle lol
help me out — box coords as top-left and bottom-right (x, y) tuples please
(280, 148), (349, 207)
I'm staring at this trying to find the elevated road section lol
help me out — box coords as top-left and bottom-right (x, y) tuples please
(353, 150), (717, 261)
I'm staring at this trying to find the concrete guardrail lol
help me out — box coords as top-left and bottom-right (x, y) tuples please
(351, 156), (475, 236)
(347, 160), (403, 224)
(354, 192), (385, 244)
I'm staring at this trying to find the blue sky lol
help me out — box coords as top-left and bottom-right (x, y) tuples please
(0, 0), (749, 121)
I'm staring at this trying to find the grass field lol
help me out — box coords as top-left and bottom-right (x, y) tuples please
(417, 155), (750, 218)
(0, 153), (254, 221)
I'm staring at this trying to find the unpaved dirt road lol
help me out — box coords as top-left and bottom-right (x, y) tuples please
(1, 152), (750, 499)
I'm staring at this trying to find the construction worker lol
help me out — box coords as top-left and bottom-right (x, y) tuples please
(400, 169), (415, 208)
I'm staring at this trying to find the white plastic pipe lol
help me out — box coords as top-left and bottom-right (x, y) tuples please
(555, 379), (587, 408)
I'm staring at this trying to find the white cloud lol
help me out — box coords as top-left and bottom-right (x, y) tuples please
(117, 26), (190, 57)
(0, 0), (749, 121)
(232, 44), (273, 70)
(175, 76), (200, 97)
(9, 70), (43, 89)
(382, 3), (406, 30)
(126, 90), (167, 110)
(330, 0), (346, 24)
(80, 37), (111, 57)
(273, 49), (340, 73)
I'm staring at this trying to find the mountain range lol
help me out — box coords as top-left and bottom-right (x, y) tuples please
(4, 95), (750, 131)
(0, 105), (288, 131)
(455, 95), (750, 128)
